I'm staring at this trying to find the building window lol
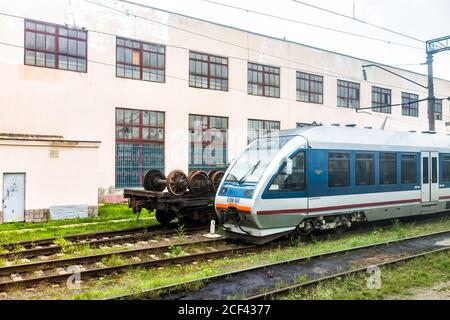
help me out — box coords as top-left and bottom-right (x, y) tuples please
(24, 20), (87, 72)
(401, 154), (417, 184)
(337, 80), (360, 109)
(115, 108), (165, 188)
(269, 152), (306, 192)
(189, 52), (228, 91)
(248, 62), (280, 98)
(372, 86), (392, 114)
(435, 99), (443, 120)
(248, 119), (280, 144)
(402, 92), (419, 117)
(116, 37), (165, 82)
(328, 152), (350, 187)
(189, 114), (228, 172)
(356, 153), (375, 186)
(296, 72), (323, 104)
(380, 153), (397, 184)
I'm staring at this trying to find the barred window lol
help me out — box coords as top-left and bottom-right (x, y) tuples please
(248, 62), (280, 98)
(372, 87), (392, 114)
(296, 72), (323, 104)
(402, 92), (419, 117)
(248, 119), (280, 144)
(189, 52), (228, 91)
(337, 80), (360, 109)
(115, 108), (165, 188)
(25, 20), (87, 72)
(189, 114), (228, 172)
(435, 99), (443, 120)
(116, 37), (165, 82)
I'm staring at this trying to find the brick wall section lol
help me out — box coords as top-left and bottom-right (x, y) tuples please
(25, 209), (50, 223)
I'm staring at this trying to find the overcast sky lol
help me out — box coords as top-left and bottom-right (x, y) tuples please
(124, 0), (450, 81)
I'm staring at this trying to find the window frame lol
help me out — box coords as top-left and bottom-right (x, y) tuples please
(435, 99), (443, 121)
(441, 154), (450, 183)
(247, 62), (280, 98)
(268, 151), (307, 193)
(24, 19), (88, 73)
(247, 119), (281, 144)
(115, 108), (165, 188)
(115, 37), (166, 83)
(337, 79), (360, 109)
(379, 152), (397, 185)
(188, 113), (229, 172)
(296, 71), (324, 104)
(355, 153), (375, 186)
(400, 153), (417, 184)
(328, 152), (351, 188)
(372, 86), (392, 114)
(189, 51), (228, 91)
(401, 92), (419, 118)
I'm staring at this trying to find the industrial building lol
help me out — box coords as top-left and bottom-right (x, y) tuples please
(1, 0), (449, 223)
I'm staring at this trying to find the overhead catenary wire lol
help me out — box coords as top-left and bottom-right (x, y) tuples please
(291, 0), (424, 43)
(200, 0), (425, 51)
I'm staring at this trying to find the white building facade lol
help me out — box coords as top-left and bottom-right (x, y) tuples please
(0, 0), (449, 222)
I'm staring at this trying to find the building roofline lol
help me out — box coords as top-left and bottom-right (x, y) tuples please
(118, 0), (449, 83)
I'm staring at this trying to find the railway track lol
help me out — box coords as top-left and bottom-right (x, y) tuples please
(0, 224), (208, 260)
(0, 238), (259, 291)
(107, 229), (450, 300)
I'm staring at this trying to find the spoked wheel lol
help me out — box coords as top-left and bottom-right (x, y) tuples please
(155, 210), (176, 225)
(166, 170), (188, 196)
(210, 170), (224, 192)
(143, 169), (166, 191)
(188, 170), (209, 195)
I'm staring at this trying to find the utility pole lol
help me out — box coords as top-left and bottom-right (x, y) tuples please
(426, 52), (435, 131)
(426, 35), (450, 132)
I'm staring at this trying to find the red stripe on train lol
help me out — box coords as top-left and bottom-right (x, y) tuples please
(257, 198), (421, 216)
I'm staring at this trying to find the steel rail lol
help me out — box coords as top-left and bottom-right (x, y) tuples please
(107, 229), (450, 300)
(0, 238), (226, 277)
(0, 244), (258, 291)
(0, 223), (183, 250)
(0, 226), (208, 260)
(245, 246), (450, 300)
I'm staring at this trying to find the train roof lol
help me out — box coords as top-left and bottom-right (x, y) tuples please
(278, 126), (450, 152)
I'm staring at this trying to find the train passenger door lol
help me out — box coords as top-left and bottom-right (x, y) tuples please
(421, 152), (439, 203)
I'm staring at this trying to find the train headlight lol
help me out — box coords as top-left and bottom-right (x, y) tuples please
(244, 189), (254, 197)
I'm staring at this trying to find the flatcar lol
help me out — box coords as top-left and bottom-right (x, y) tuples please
(215, 126), (450, 244)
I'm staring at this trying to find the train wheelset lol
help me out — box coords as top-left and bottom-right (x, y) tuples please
(143, 169), (225, 196)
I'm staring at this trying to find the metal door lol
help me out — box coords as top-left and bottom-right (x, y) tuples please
(2, 173), (25, 223)
(421, 152), (439, 203)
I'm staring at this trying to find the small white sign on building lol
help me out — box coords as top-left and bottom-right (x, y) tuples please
(50, 204), (89, 220)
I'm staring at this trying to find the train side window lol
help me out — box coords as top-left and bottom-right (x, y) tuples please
(442, 155), (450, 182)
(356, 153), (375, 186)
(379, 153), (397, 184)
(401, 154), (417, 184)
(269, 152), (306, 192)
(432, 157), (437, 184)
(328, 152), (350, 187)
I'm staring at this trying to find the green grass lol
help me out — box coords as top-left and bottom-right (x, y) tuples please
(281, 250), (450, 300)
(59, 217), (449, 300)
(0, 204), (156, 245)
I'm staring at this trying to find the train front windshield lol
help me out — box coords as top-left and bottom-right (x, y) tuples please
(225, 135), (294, 184)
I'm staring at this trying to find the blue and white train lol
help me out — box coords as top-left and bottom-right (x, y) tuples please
(215, 126), (450, 244)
